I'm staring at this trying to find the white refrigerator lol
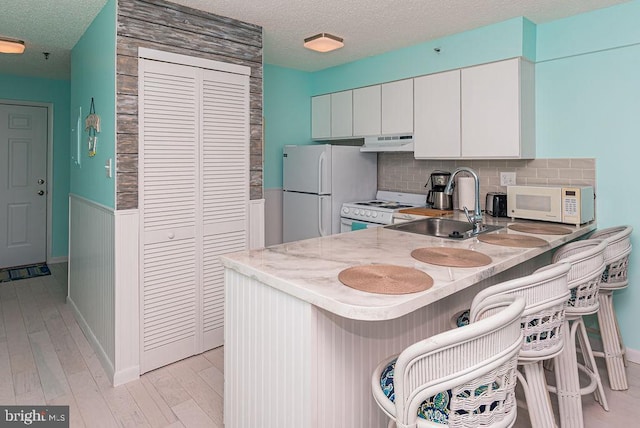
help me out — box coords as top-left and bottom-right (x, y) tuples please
(283, 144), (377, 242)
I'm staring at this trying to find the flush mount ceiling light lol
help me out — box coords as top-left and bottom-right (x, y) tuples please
(0, 37), (25, 54)
(304, 33), (344, 53)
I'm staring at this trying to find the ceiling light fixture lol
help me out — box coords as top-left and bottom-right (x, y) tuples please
(304, 33), (344, 53)
(0, 37), (25, 54)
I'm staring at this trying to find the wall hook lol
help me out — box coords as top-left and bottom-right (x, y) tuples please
(43, 52), (50, 60)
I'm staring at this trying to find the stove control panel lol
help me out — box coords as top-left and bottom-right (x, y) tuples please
(341, 206), (392, 224)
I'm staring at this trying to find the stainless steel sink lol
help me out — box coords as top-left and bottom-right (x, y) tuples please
(385, 217), (503, 240)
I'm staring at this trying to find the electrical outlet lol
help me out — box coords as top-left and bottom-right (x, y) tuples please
(500, 172), (516, 186)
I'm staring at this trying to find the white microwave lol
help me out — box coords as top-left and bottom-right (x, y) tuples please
(506, 185), (594, 226)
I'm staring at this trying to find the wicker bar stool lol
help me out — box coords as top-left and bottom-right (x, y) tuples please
(372, 295), (525, 428)
(470, 263), (571, 428)
(547, 239), (609, 428)
(589, 225), (633, 390)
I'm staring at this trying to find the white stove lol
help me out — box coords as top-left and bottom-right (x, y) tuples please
(340, 191), (426, 232)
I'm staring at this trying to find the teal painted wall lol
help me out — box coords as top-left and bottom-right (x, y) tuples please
(0, 74), (70, 258)
(263, 64), (313, 189)
(70, 0), (116, 208)
(311, 17), (531, 95)
(536, 0), (640, 349)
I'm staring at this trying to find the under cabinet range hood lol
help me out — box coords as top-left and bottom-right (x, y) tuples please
(360, 134), (414, 152)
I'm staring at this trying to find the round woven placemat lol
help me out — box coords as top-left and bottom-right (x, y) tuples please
(508, 223), (572, 235)
(478, 234), (548, 248)
(338, 264), (433, 295)
(411, 247), (492, 267)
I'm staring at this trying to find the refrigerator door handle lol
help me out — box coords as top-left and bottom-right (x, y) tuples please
(318, 196), (328, 236)
(318, 151), (326, 194)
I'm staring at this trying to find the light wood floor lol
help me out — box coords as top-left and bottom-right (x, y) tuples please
(1, 263), (638, 427)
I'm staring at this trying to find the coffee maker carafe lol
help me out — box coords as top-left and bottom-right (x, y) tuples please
(425, 171), (453, 210)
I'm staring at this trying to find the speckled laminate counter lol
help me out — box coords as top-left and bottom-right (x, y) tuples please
(220, 215), (595, 321)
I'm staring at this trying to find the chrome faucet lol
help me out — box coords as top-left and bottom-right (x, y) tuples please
(444, 167), (484, 235)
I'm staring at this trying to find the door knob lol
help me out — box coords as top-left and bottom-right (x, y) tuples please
(38, 190), (45, 195)
(38, 179), (45, 184)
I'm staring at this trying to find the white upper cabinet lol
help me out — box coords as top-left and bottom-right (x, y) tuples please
(330, 90), (353, 138)
(461, 58), (535, 158)
(353, 85), (381, 136)
(311, 91), (353, 139)
(413, 69), (461, 158)
(311, 94), (331, 139)
(381, 79), (413, 134)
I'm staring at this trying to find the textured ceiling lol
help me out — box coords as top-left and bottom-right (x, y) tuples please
(0, 0), (631, 80)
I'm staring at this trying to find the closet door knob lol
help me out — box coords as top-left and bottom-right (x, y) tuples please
(168, 232), (175, 239)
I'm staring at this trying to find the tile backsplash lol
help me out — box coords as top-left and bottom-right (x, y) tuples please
(378, 154), (596, 210)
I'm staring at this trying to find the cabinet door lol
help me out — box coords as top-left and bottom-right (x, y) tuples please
(461, 58), (520, 157)
(330, 90), (353, 138)
(139, 59), (199, 372)
(353, 85), (381, 136)
(311, 94), (331, 139)
(414, 70), (461, 158)
(201, 69), (249, 351)
(382, 79), (413, 134)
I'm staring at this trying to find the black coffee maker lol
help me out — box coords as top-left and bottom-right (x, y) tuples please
(425, 171), (453, 210)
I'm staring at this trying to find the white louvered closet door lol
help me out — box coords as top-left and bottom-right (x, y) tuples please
(139, 56), (250, 373)
(139, 59), (201, 372)
(201, 70), (249, 351)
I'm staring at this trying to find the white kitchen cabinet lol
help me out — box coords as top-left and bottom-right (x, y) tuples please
(139, 57), (249, 373)
(381, 79), (413, 135)
(461, 58), (535, 158)
(330, 90), (353, 138)
(311, 91), (353, 139)
(353, 85), (381, 136)
(311, 94), (331, 139)
(414, 69), (461, 158)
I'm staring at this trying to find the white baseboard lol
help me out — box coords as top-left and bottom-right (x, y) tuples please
(113, 366), (140, 387)
(47, 256), (68, 264)
(68, 296), (115, 382)
(625, 347), (640, 365)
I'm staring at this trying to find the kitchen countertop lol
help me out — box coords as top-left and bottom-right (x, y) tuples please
(220, 214), (595, 321)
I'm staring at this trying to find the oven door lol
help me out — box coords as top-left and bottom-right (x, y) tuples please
(340, 217), (384, 233)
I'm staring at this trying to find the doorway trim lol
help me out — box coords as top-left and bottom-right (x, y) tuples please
(0, 99), (55, 264)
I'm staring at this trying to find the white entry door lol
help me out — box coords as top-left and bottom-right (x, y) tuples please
(0, 103), (48, 269)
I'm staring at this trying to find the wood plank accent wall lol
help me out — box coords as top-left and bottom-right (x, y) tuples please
(116, 0), (263, 209)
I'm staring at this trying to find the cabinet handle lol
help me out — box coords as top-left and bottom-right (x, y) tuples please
(168, 232), (175, 239)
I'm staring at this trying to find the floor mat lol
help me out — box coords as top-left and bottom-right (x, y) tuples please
(0, 263), (51, 283)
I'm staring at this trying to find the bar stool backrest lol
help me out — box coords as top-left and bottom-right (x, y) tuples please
(590, 226), (633, 289)
(392, 295), (525, 428)
(470, 263), (571, 362)
(552, 239), (607, 315)
(590, 226), (632, 263)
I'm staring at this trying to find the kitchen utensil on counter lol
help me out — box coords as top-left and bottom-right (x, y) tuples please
(457, 176), (476, 211)
(338, 264), (433, 294)
(486, 192), (508, 217)
(425, 170), (453, 210)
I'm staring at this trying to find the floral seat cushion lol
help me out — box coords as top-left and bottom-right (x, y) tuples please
(380, 358), (499, 424)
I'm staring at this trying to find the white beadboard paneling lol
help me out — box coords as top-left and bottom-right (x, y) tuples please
(225, 269), (311, 428)
(114, 209), (140, 386)
(264, 188), (283, 247)
(223, 256), (547, 427)
(68, 194), (115, 380)
(249, 199), (265, 249)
